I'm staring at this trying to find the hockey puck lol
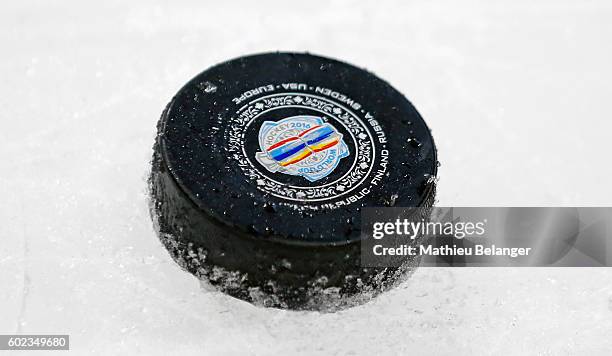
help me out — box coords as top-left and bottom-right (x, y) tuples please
(149, 52), (437, 310)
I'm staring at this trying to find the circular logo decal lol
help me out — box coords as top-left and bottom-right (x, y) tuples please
(225, 86), (389, 208)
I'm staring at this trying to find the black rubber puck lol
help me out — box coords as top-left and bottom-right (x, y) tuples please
(149, 52), (437, 310)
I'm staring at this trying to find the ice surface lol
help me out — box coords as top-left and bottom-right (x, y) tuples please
(1, 0), (612, 354)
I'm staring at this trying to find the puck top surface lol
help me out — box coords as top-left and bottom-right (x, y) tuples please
(160, 52), (437, 245)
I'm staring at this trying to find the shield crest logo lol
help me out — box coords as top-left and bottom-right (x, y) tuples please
(255, 116), (350, 182)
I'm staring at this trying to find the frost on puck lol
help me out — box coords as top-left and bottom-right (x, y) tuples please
(148, 52), (437, 311)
